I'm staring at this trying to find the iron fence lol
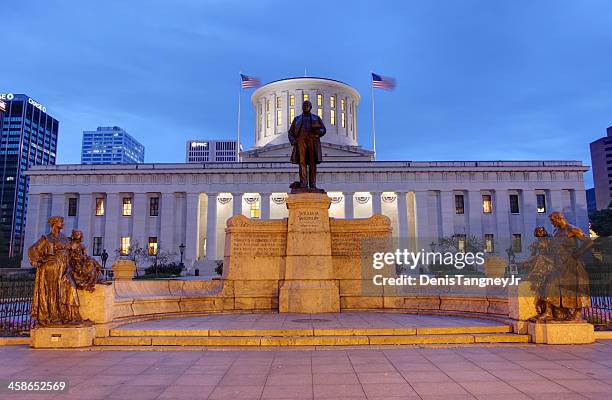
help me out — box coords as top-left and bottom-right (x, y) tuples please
(586, 263), (612, 330)
(0, 274), (35, 336)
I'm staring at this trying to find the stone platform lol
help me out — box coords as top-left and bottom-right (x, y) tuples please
(94, 312), (529, 347)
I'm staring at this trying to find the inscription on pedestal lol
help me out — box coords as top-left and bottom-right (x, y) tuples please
(332, 232), (391, 256)
(295, 210), (322, 229)
(231, 234), (286, 256)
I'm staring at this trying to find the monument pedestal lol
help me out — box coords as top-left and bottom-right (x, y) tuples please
(30, 325), (95, 348)
(279, 192), (340, 313)
(528, 321), (595, 344)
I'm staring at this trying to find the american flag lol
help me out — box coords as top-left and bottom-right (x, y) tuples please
(371, 72), (396, 90)
(240, 74), (261, 89)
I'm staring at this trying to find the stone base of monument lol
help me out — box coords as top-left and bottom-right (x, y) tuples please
(279, 280), (340, 313)
(30, 325), (95, 348)
(528, 321), (595, 344)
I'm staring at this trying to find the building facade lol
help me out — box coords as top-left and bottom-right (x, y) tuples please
(81, 126), (145, 164)
(186, 140), (240, 163)
(0, 93), (58, 257)
(21, 78), (590, 270)
(590, 126), (612, 210)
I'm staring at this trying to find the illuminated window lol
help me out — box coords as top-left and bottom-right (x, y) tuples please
(330, 109), (336, 125)
(455, 195), (464, 214)
(250, 201), (261, 219)
(276, 109), (282, 126)
(276, 97), (281, 109)
(512, 234), (522, 253)
(456, 234), (466, 252)
(120, 236), (131, 255)
(148, 237), (158, 256)
(290, 108), (295, 123)
(482, 195), (492, 214)
(341, 98), (345, 111)
(289, 95), (295, 106)
(92, 237), (103, 256)
(317, 108), (323, 118)
(536, 194), (546, 213)
(303, 93), (309, 101)
(266, 112), (271, 128)
(95, 198), (105, 216)
(484, 234), (494, 253)
(266, 99), (270, 111)
(122, 197), (132, 216)
(330, 96), (335, 108)
(509, 194), (520, 214)
(341, 112), (345, 128)
(317, 94), (322, 107)
(68, 198), (78, 216)
(149, 197), (159, 216)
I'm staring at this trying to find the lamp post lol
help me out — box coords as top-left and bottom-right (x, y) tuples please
(179, 243), (185, 267)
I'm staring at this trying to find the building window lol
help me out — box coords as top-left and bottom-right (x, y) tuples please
(122, 197), (132, 216)
(455, 195), (465, 214)
(512, 234), (522, 253)
(250, 201), (261, 219)
(341, 112), (346, 128)
(509, 194), (520, 214)
(456, 234), (466, 252)
(484, 234), (494, 253)
(330, 96), (336, 108)
(68, 198), (78, 216)
(289, 95), (295, 106)
(290, 108), (295, 123)
(536, 194), (546, 213)
(317, 94), (323, 107)
(276, 109), (282, 126)
(266, 112), (271, 128)
(330, 109), (336, 125)
(317, 108), (323, 118)
(341, 98), (345, 111)
(276, 97), (281, 109)
(120, 236), (131, 255)
(482, 194), (492, 214)
(148, 237), (158, 256)
(92, 237), (103, 256)
(303, 93), (309, 102)
(95, 198), (105, 216)
(149, 197), (159, 216)
(266, 99), (270, 111)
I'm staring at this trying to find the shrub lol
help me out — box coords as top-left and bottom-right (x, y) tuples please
(144, 262), (184, 276)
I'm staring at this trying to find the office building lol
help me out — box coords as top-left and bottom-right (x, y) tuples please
(589, 126), (612, 210)
(0, 93), (58, 257)
(81, 126), (145, 164)
(186, 140), (240, 163)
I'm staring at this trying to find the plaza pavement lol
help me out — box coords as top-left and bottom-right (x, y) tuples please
(1, 341), (612, 400)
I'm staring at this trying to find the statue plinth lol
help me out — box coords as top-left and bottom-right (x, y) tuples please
(279, 193), (340, 313)
(528, 320), (595, 344)
(30, 325), (95, 348)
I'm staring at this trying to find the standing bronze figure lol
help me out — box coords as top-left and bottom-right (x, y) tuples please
(288, 100), (326, 191)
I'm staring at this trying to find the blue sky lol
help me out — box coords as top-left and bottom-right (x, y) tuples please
(2, 0), (611, 186)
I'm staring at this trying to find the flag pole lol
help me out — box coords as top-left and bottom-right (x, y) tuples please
(371, 72), (377, 160)
(237, 72), (241, 159)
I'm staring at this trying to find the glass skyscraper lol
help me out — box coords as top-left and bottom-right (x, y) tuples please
(0, 93), (58, 258)
(81, 126), (145, 164)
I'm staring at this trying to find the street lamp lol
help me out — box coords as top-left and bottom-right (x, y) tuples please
(179, 243), (185, 267)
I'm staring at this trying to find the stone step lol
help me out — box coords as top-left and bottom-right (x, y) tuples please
(94, 333), (528, 346)
(109, 325), (512, 338)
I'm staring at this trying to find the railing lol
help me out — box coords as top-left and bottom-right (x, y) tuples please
(585, 262), (612, 330)
(0, 274), (35, 337)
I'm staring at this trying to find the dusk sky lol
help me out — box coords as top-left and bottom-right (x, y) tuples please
(2, 0), (611, 187)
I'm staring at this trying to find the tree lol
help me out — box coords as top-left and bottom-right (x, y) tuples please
(589, 201), (612, 237)
(114, 241), (177, 275)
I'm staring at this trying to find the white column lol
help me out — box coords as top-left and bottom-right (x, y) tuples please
(205, 193), (217, 261)
(495, 189), (510, 240)
(232, 192), (243, 216)
(371, 191), (382, 215)
(344, 192), (354, 219)
(523, 190), (538, 240)
(160, 193), (175, 253)
(467, 190), (483, 237)
(185, 193), (201, 265)
(440, 190), (454, 238)
(104, 193), (120, 254)
(574, 189), (589, 233)
(132, 193), (147, 248)
(260, 192), (271, 219)
(414, 191), (431, 249)
(50, 193), (65, 217)
(21, 193), (41, 268)
(396, 191), (408, 250)
(549, 189), (563, 213)
(78, 194), (93, 252)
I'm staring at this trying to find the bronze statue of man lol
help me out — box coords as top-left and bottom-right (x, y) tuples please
(288, 100), (326, 190)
